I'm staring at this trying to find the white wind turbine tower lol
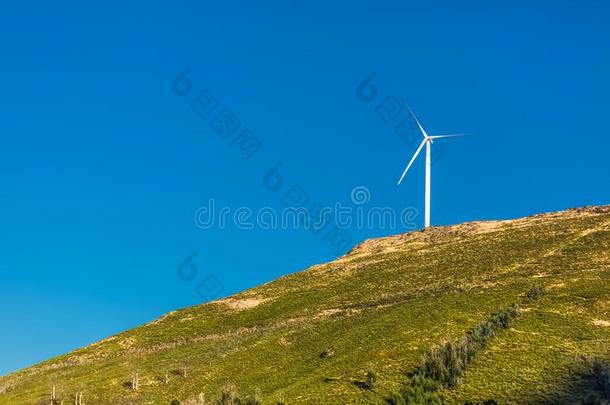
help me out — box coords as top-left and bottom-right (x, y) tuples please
(397, 104), (462, 228)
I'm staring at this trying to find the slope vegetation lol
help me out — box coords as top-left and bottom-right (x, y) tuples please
(1, 206), (610, 404)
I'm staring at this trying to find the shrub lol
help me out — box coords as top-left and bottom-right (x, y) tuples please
(525, 285), (546, 302)
(391, 302), (521, 402)
(396, 374), (443, 404)
(442, 342), (464, 387)
(591, 359), (610, 399)
(422, 349), (447, 384)
(211, 386), (262, 405)
(214, 385), (240, 405)
(320, 348), (335, 359)
(582, 393), (604, 405)
(418, 303), (521, 388)
(386, 392), (406, 405)
(364, 370), (376, 390)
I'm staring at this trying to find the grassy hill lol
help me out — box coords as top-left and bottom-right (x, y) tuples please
(2, 206), (610, 404)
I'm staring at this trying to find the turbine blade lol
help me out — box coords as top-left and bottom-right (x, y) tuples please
(397, 139), (427, 185)
(398, 99), (428, 138)
(428, 134), (465, 139)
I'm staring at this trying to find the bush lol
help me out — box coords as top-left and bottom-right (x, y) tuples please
(396, 374), (444, 404)
(591, 359), (610, 399)
(211, 386), (262, 405)
(418, 303), (520, 388)
(214, 385), (240, 405)
(320, 348), (334, 359)
(390, 302), (522, 402)
(421, 340), (468, 388)
(525, 285), (546, 302)
(364, 370), (376, 390)
(582, 393), (605, 405)
(386, 392), (406, 405)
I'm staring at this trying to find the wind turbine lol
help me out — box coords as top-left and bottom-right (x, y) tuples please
(397, 104), (462, 228)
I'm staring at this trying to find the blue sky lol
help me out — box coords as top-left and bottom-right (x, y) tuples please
(1, 0), (609, 375)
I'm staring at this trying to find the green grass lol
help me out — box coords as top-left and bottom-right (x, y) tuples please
(1, 206), (610, 404)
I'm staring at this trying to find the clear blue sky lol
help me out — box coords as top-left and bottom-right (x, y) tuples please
(1, 0), (609, 375)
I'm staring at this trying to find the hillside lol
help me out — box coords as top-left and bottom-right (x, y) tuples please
(1, 206), (610, 404)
